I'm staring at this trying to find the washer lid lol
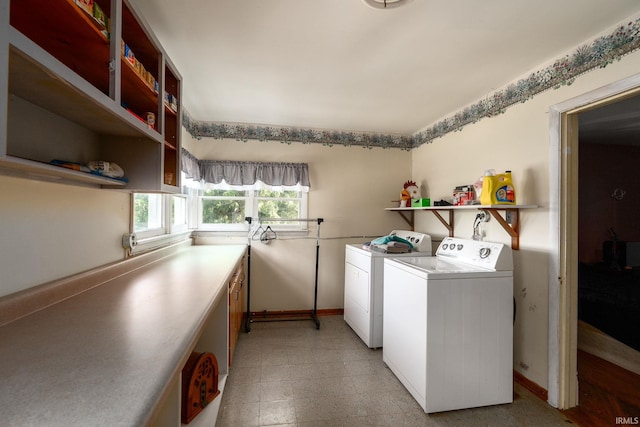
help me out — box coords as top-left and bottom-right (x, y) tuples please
(384, 256), (513, 279)
(346, 244), (432, 258)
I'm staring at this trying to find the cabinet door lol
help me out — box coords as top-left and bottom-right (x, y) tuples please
(228, 264), (244, 367)
(228, 278), (238, 367)
(235, 270), (244, 335)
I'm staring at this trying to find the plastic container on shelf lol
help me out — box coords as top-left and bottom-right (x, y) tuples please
(480, 170), (516, 205)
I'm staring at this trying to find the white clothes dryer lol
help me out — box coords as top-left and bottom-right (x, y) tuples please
(344, 230), (432, 348)
(383, 237), (514, 413)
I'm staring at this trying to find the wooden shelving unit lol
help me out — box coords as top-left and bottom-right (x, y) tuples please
(120, 56), (159, 115)
(162, 61), (181, 188)
(2, 0), (182, 191)
(386, 204), (538, 250)
(9, 0), (111, 94)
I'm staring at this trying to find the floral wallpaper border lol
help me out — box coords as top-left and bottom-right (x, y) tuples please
(182, 112), (415, 150)
(183, 17), (640, 150)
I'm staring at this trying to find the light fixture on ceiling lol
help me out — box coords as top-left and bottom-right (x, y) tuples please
(361, 0), (413, 9)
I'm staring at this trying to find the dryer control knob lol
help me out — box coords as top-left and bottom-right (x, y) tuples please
(479, 247), (491, 259)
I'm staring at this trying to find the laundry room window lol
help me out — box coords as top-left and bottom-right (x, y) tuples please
(181, 153), (311, 232)
(255, 189), (306, 228)
(199, 189), (248, 229)
(133, 193), (164, 238)
(197, 188), (307, 231)
(132, 193), (189, 239)
(171, 195), (188, 233)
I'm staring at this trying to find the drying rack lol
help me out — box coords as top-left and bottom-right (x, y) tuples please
(244, 217), (324, 331)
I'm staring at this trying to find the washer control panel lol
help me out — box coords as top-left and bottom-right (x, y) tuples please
(436, 237), (512, 270)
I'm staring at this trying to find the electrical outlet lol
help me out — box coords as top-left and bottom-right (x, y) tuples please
(122, 233), (137, 250)
(506, 211), (515, 225)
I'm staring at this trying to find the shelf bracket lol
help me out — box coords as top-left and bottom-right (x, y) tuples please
(484, 208), (520, 250)
(395, 210), (415, 230)
(430, 210), (454, 237)
(386, 205), (534, 250)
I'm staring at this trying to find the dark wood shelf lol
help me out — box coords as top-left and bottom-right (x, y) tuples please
(122, 2), (158, 69)
(386, 205), (538, 250)
(10, 0), (111, 95)
(120, 56), (160, 124)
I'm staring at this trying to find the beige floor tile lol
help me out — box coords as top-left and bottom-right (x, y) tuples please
(260, 381), (294, 402)
(217, 316), (574, 427)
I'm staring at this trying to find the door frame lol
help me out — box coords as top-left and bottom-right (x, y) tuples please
(548, 72), (640, 409)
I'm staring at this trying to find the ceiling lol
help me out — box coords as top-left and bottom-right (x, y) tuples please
(131, 0), (640, 137)
(579, 94), (640, 145)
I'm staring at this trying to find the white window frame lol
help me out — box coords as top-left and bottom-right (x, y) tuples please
(132, 193), (190, 239)
(132, 193), (165, 239)
(170, 194), (189, 234)
(253, 190), (309, 231)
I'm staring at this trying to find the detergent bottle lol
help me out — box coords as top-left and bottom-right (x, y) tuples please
(480, 170), (516, 205)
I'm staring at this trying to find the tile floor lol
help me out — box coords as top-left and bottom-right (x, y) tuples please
(216, 316), (576, 426)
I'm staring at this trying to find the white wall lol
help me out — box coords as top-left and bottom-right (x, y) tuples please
(0, 175), (130, 298)
(411, 48), (640, 390)
(184, 133), (412, 310)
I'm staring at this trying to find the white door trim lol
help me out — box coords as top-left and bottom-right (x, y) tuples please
(548, 72), (640, 409)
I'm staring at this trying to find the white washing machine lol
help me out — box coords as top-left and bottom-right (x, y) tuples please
(344, 230), (432, 348)
(383, 237), (513, 413)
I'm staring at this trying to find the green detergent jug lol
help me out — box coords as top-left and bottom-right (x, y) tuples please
(480, 170), (516, 205)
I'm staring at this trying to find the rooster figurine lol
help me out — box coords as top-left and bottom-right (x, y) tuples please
(400, 180), (420, 207)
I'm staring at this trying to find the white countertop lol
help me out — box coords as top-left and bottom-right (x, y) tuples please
(0, 244), (246, 426)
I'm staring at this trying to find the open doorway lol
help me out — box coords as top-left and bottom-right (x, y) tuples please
(566, 91), (640, 426)
(549, 73), (640, 417)
(577, 94), (640, 365)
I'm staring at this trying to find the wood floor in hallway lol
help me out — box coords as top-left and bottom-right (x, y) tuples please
(562, 350), (640, 427)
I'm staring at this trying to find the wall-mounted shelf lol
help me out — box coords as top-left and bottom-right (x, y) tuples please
(3, 0), (182, 191)
(385, 204), (538, 250)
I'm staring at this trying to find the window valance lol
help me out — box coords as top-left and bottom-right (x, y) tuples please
(181, 148), (201, 182)
(181, 148), (310, 191)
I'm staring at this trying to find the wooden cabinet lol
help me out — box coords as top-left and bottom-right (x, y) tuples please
(0, 0), (182, 191)
(228, 258), (245, 366)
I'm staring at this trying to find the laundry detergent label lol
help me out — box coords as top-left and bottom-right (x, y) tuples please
(496, 185), (515, 203)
